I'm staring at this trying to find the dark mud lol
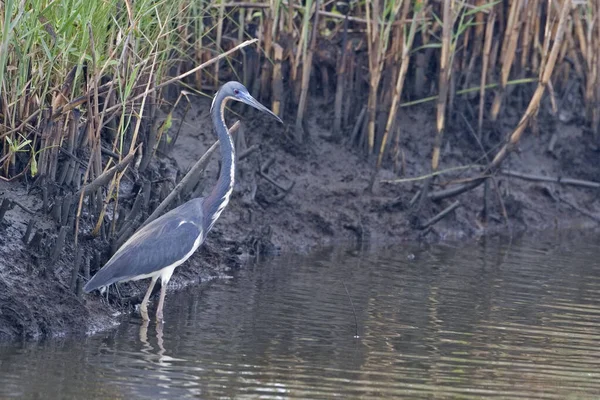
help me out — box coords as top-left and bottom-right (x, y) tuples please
(1, 96), (599, 341)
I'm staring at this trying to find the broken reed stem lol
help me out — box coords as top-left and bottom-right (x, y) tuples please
(76, 148), (138, 198)
(421, 200), (460, 229)
(74, 147), (138, 246)
(271, 43), (284, 117)
(432, 0), (452, 172)
(490, 0), (523, 122)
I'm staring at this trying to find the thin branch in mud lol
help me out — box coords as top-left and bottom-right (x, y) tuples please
(258, 170), (295, 193)
(75, 148), (138, 198)
(409, 189), (422, 207)
(420, 200), (461, 230)
(238, 144), (259, 161)
(260, 157), (275, 174)
(381, 164), (482, 184)
(501, 170), (600, 189)
(544, 187), (600, 224)
(10, 200), (34, 215)
(429, 179), (483, 201)
(461, 113), (491, 164)
(258, 156), (295, 200)
(141, 121), (240, 228)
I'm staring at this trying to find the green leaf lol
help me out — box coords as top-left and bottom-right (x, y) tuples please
(30, 153), (38, 177)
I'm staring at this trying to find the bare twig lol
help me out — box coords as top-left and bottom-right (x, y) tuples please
(420, 200), (461, 229)
(75, 148), (138, 197)
(501, 169), (600, 189)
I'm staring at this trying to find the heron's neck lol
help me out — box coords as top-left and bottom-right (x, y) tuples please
(204, 94), (235, 232)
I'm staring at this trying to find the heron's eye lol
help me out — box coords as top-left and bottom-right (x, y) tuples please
(233, 89), (240, 95)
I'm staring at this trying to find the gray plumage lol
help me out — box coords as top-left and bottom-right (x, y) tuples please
(83, 81), (282, 321)
(83, 199), (204, 292)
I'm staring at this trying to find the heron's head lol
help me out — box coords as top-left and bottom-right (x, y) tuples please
(214, 81), (283, 124)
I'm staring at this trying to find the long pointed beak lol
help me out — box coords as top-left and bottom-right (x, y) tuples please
(240, 93), (283, 124)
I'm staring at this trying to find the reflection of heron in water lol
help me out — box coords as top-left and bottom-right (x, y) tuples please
(139, 320), (165, 362)
(83, 82), (282, 321)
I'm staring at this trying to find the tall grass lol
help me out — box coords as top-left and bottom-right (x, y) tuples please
(3, 0), (599, 179)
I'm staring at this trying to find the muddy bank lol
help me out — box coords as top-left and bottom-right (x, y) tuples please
(1, 96), (599, 341)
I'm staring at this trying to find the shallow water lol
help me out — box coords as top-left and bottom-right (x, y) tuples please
(1, 233), (600, 399)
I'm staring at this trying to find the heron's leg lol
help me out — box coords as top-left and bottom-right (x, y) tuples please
(156, 281), (168, 322)
(140, 277), (158, 321)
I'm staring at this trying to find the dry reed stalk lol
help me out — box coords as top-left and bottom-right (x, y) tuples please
(343, 43), (355, 130)
(377, 4), (421, 169)
(291, 0), (311, 88)
(271, 43), (284, 117)
(478, 8), (496, 139)
(364, 0), (403, 155)
(432, 0), (453, 172)
(475, 0), (486, 38)
(573, 6), (586, 57)
(383, 15), (406, 109)
(490, 0), (524, 122)
(295, 0), (321, 140)
(520, 0), (538, 71)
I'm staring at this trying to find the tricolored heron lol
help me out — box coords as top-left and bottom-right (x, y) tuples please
(84, 81), (282, 321)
